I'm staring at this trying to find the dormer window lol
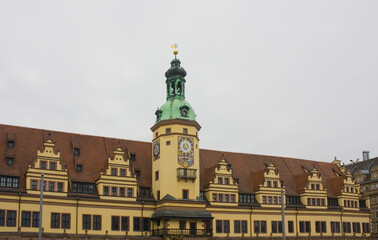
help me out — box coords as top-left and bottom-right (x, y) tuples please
(73, 148), (80, 156)
(179, 106), (190, 117)
(155, 110), (162, 121)
(40, 161), (47, 169)
(6, 157), (14, 166)
(7, 141), (14, 149)
(76, 164), (82, 172)
(50, 162), (56, 170)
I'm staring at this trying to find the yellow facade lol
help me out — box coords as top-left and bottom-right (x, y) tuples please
(0, 55), (372, 239)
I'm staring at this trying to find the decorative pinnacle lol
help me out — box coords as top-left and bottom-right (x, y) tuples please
(171, 43), (178, 58)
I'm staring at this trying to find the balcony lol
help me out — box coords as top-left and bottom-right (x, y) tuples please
(177, 168), (197, 182)
(151, 228), (212, 237)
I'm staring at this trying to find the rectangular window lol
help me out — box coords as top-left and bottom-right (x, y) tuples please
(133, 217), (150, 231)
(58, 183), (63, 192)
(120, 169), (126, 177)
(127, 188), (133, 197)
(316, 221), (326, 233)
(83, 215), (91, 230)
(362, 223), (370, 233)
(73, 148), (80, 156)
(216, 220), (222, 233)
(6, 210), (16, 227)
(139, 187), (150, 198)
(288, 221), (294, 233)
(93, 215), (101, 230)
(331, 221), (340, 233)
(224, 178), (229, 185)
(166, 141), (171, 145)
(50, 162), (56, 170)
(21, 211), (31, 227)
(134, 217), (141, 231)
(179, 220), (186, 230)
(343, 222), (351, 233)
(112, 216), (120, 231)
(143, 218), (150, 231)
(267, 181), (272, 187)
(31, 180), (37, 190)
(40, 161), (47, 169)
(183, 189), (189, 199)
(62, 214), (70, 229)
(0, 210), (5, 226)
(225, 194), (229, 202)
(130, 154), (136, 161)
(7, 140), (15, 148)
(299, 221), (311, 233)
(103, 187), (108, 195)
(353, 222), (361, 233)
(166, 128), (171, 133)
(112, 187), (117, 196)
(76, 164), (82, 172)
(49, 182), (55, 191)
(51, 213), (60, 228)
(157, 191), (160, 200)
(231, 195), (235, 203)
(212, 194), (217, 202)
(155, 171), (159, 181)
(218, 177), (223, 184)
(241, 220), (248, 233)
(233, 220), (247, 234)
(218, 194), (223, 202)
(234, 220), (241, 233)
(223, 220), (230, 233)
(183, 128), (188, 134)
(6, 157), (14, 166)
(268, 196), (272, 204)
(121, 217), (129, 231)
(32, 212), (39, 227)
(272, 221), (282, 233)
(254, 221), (267, 233)
(273, 181), (278, 188)
(111, 168), (117, 176)
(119, 188), (125, 197)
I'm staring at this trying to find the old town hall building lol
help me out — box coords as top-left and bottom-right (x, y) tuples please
(0, 52), (372, 239)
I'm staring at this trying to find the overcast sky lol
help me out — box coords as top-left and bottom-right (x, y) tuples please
(0, 1), (377, 165)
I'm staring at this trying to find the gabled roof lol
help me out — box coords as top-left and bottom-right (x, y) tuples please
(199, 149), (343, 197)
(1, 124), (344, 197)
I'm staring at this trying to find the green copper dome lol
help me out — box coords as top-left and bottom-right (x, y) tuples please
(155, 57), (196, 123)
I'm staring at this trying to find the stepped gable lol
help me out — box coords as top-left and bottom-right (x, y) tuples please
(1, 124), (343, 197)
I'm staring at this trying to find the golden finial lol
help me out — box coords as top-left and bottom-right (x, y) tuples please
(171, 43), (178, 57)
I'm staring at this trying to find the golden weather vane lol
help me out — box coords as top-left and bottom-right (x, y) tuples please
(171, 43), (178, 57)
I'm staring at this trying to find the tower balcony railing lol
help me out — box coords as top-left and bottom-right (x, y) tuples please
(177, 168), (197, 181)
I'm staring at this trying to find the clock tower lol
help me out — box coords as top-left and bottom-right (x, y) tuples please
(151, 51), (201, 201)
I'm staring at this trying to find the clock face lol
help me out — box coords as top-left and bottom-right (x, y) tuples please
(153, 140), (160, 160)
(178, 137), (194, 167)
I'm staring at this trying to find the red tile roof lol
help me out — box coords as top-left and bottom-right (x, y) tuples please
(0, 124), (344, 197)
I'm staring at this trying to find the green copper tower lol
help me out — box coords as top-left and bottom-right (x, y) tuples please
(155, 52), (196, 123)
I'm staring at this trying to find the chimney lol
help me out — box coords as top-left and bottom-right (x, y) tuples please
(363, 151), (370, 161)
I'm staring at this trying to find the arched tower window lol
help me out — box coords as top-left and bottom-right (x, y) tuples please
(177, 82), (182, 95)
